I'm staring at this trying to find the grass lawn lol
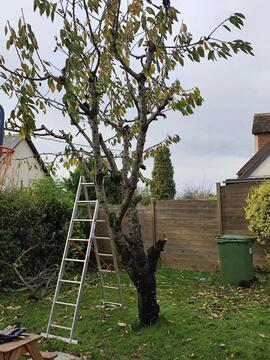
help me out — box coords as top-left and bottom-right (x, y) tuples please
(1, 269), (270, 360)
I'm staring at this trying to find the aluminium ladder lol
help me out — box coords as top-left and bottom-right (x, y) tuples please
(42, 176), (123, 344)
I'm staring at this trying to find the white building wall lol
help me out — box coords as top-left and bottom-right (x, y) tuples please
(248, 155), (270, 178)
(3, 140), (46, 189)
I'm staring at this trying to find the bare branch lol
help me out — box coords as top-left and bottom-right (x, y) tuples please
(147, 95), (173, 126)
(99, 133), (119, 177)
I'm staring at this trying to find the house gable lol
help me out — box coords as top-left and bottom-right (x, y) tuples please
(3, 135), (47, 188)
(248, 155), (270, 178)
(237, 141), (270, 179)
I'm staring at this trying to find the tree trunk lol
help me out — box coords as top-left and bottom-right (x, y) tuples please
(134, 269), (160, 325)
(108, 204), (166, 326)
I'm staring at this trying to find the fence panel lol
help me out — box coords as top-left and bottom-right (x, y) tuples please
(155, 200), (219, 271)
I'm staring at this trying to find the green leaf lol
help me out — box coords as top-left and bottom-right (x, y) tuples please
(223, 25), (231, 32)
(141, 15), (147, 30)
(192, 50), (200, 62)
(33, 0), (40, 11)
(147, 17), (155, 24)
(145, 7), (155, 15)
(234, 12), (246, 19)
(208, 50), (216, 61)
(57, 83), (63, 92)
(133, 20), (140, 34)
(197, 46), (205, 57)
(229, 16), (241, 29)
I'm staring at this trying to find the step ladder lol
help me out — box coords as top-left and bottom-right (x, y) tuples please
(41, 176), (123, 344)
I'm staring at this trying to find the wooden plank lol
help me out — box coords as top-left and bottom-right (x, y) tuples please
(25, 340), (43, 360)
(0, 335), (40, 353)
(216, 182), (223, 235)
(151, 198), (157, 246)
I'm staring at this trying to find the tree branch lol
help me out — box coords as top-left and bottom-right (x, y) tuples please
(147, 95), (173, 126)
(99, 133), (119, 178)
(147, 239), (167, 272)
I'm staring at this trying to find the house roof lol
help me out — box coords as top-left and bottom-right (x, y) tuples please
(252, 113), (270, 134)
(237, 141), (270, 178)
(3, 134), (48, 174)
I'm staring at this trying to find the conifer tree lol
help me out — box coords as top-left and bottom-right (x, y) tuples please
(150, 146), (176, 200)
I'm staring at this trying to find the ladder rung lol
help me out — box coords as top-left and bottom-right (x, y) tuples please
(73, 219), (105, 222)
(96, 253), (113, 257)
(102, 301), (122, 306)
(65, 258), (85, 263)
(103, 285), (119, 290)
(69, 238), (90, 242)
(81, 182), (95, 186)
(60, 280), (81, 284)
(55, 301), (77, 307)
(95, 236), (110, 240)
(41, 333), (78, 345)
(77, 200), (97, 203)
(73, 219), (93, 222)
(50, 324), (72, 330)
(100, 269), (116, 273)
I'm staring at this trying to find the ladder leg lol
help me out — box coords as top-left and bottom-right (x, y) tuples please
(109, 237), (123, 305)
(45, 177), (83, 337)
(93, 237), (106, 301)
(82, 179), (106, 302)
(69, 196), (100, 342)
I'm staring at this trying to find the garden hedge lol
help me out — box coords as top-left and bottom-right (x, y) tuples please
(0, 178), (73, 289)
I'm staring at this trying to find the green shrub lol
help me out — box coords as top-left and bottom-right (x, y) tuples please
(245, 181), (270, 244)
(0, 177), (73, 289)
(245, 181), (270, 264)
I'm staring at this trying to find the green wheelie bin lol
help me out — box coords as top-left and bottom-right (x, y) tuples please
(216, 235), (255, 285)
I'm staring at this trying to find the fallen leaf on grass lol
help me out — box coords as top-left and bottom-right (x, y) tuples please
(6, 306), (21, 310)
(258, 333), (268, 338)
(117, 322), (127, 327)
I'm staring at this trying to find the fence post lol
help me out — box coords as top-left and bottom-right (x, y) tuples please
(151, 198), (157, 246)
(216, 182), (223, 235)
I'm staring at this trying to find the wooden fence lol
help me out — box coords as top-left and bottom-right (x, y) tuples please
(96, 180), (268, 271)
(217, 181), (267, 269)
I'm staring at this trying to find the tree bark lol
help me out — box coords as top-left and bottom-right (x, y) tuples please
(133, 268), (160, 325)
(109, 204), (166, 325)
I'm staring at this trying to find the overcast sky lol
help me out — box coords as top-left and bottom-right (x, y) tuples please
(1, 1), (269, 194)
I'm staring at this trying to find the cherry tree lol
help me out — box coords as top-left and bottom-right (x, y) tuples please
(0, 0), (253, 324)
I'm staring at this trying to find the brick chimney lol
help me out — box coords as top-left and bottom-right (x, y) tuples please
(252, 113), (270, 152)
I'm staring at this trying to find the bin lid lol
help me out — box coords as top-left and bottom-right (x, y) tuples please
(216, 235), (256, 244)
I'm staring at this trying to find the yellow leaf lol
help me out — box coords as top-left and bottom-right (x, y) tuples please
(149, 64), (155, 74)
(49, 82), (56, 93)
(117, 322), (127, 327)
